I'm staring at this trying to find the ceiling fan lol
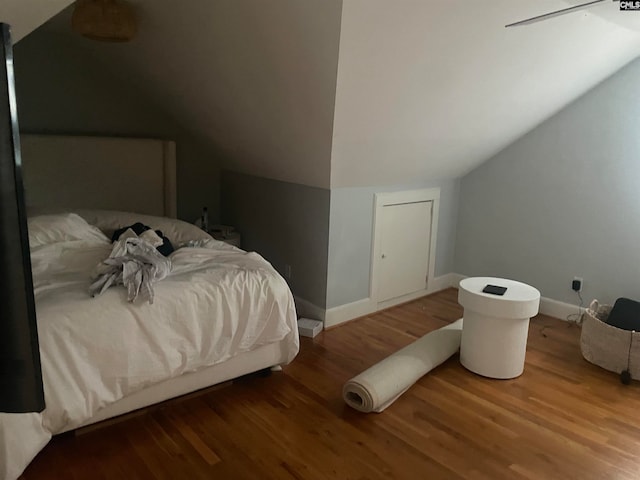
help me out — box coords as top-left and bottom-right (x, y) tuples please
(505, 0), (620, 27)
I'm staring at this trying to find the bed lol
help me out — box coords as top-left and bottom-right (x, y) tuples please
(0, 135), (299, 480)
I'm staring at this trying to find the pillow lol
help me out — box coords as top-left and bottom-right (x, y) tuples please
(73, 209), (212, 246)
(27, 213), (110, 248)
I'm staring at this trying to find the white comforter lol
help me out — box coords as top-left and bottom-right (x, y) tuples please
(0, 238), (299, 480)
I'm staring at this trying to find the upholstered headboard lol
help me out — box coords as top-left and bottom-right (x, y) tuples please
(20, 134), (177, 218)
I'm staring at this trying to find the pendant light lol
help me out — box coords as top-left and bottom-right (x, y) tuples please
(71, 0), (136, 43)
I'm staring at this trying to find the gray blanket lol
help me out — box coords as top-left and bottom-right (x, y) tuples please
(89, 229), (171, 304)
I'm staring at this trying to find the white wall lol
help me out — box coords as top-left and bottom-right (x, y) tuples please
(455, 57), (640, 306)
(330, 0), (640, 188)
(1, 0), (72, 42)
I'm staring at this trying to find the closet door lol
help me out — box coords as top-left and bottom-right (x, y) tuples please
(377, 200), (432, 303)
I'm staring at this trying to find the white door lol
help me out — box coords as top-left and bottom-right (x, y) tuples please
(377, 201), (432, 302)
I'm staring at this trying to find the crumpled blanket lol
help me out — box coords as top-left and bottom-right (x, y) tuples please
(89, 228), (171, 303)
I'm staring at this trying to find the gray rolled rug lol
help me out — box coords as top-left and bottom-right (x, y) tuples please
(343, 318), (463, 413)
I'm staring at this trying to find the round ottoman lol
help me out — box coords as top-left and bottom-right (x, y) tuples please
(458, 277), (540, 379)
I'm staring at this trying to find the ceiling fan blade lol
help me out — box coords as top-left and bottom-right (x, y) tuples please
(506, 0), (607, 27)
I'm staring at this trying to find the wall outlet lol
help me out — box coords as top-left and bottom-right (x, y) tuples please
(572, 276), (583, 292)
(285, 264), (292, 279)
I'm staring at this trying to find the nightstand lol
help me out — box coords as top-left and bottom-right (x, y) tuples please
(210, 229), (241, 248)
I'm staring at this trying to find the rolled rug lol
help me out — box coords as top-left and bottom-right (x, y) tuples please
(343, 318), (463, 413)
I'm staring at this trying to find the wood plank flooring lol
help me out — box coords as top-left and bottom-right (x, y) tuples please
(22, 288), (640, 479)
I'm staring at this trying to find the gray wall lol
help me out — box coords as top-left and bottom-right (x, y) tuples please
(326, 178), (460, 309)
(221, 171), (330, 308)
(455, 57), (640, 306)
(14, 30), (220, 222)
(56, 0), (343, 190)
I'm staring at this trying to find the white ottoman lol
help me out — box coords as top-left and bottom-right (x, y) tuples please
(458, 277), (540, 379)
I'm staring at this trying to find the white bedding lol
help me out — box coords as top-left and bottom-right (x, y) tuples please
(0, 215), (299, 480)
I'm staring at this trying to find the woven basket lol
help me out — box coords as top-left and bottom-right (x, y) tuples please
(580, 300), (640, 380)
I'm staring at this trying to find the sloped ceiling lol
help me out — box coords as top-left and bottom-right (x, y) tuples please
(330, 0), (640, 187)
(25, 0), (640, 189)
(40, 0), (343, 189)
(1, 0), (73, 42)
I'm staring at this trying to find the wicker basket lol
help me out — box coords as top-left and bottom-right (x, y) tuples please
(580, 300), (640, 380)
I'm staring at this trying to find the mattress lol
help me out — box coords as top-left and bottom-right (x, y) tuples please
(0, 213), (299, 480)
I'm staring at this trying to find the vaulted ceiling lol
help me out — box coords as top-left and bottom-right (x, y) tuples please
(9, 0), (640, 189)
(331, 0), (640, 187)
(2, 0), (72, 42)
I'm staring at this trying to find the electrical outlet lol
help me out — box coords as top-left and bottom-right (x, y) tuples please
(572, 276), (583, 292)
(285, 264), (292, 279)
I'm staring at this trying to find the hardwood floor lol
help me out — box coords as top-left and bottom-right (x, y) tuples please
(22, 288), (640, 479)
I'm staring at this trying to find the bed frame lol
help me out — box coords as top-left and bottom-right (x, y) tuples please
(20, 134), (292, 433)
(63, 343), (286, 433)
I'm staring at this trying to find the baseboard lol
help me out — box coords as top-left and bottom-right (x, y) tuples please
(447, 273), (465, 290)
(452, 273), (581, 321)
(318, 272), (584, 328)
(324, 273), (458, 328)
(294, 296), (326, 323)
(324, 297), (375, 328)
(538, 297), (583, 321)
(298, 274), (583, 328)
(377, 289), (430, 311)
(427, 272), (464, 293)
